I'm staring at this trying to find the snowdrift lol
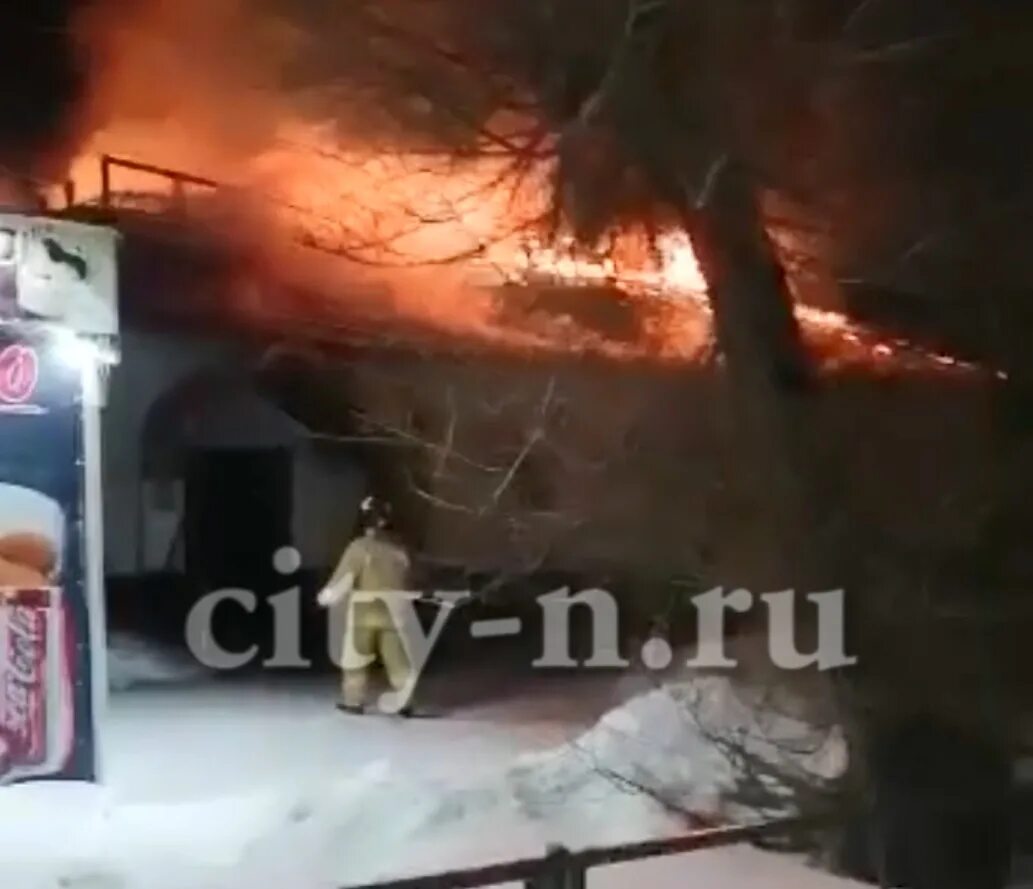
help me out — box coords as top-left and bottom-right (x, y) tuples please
(107, 632), (209, 691)
(0, 675), (846, 888)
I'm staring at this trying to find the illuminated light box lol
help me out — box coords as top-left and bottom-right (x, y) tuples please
(0, 215), (119, 341)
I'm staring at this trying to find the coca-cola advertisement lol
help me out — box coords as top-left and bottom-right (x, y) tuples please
(0, 326), (93, 783)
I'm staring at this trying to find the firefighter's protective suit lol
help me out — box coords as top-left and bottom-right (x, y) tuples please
(323, 531), (412, 709)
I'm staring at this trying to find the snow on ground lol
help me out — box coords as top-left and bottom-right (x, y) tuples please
(0, 646), (857, 889)
(597, 845), (866, 889)
(511, 678), (846, 828)
(106, 631), (211, 692)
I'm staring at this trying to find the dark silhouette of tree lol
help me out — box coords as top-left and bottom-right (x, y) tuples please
(289, 4), (1033, 883)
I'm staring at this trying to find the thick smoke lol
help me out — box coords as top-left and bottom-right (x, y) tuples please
(0, 1), (89, 196)
(73, 0), (305, 182)
(49, 1), (533, 348)
(39, 0), (713, 358)
(72, 0), (476, 175)
(0, 0), (302, 199)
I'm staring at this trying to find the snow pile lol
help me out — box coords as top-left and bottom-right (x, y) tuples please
(248, 675), (845, 883)
(0, 675), (847, 888)
(106, 632), (209, 691)
(510, 676), (847, 824)
(0, 779), (327, 889)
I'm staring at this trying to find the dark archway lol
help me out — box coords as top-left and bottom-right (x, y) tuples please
(141, 369), (308, 589)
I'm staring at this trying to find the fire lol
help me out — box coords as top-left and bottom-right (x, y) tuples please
(63, 119), (712, 353)
(500, 231), (707, 296)
(54, 0), (990, 375)
(62, 121), (978, 374)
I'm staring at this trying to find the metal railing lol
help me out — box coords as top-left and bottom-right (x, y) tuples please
(99, 155), (220, 209)
(344, 817), (815, 889)
(93, 154), (347, 255)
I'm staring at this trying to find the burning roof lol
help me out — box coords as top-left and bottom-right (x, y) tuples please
(0, 0), (996, 383)
(62, 148), (991, 382)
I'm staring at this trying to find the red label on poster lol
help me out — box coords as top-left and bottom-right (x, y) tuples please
(0, 326), (93, 783)
(0, 345), (39, 405)
(0, 589), (71, 783)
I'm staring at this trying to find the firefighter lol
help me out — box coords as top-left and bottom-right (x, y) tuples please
(317, 496), (414, 715)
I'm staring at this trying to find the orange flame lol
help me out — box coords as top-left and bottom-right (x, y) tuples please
(60, 0), (992, 375)
(63, 120), (983, 375)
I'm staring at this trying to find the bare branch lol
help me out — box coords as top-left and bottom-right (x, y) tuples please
(351, 408), (505, 473)
(694, 154), (730, 211)
(844, 33), (956, 64)
(489, 375), (557, 505)
(435, 386), (458, 479)
(491, 426), (544, 506)
(404, 467), (480, 514)
(843, 0), (886, 36)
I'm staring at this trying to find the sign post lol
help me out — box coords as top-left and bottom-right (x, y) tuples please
(0, 215), (118, 784)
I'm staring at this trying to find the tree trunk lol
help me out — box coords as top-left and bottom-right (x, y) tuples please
(683, 162), (823, 594)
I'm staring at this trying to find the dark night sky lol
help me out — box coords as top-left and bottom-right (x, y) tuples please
(0, 0), (84, 177)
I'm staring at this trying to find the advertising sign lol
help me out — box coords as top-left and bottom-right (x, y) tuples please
(0, 328), (94, 782)
(0, 215), (118, 338)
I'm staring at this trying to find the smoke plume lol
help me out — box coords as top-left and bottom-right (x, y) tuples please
(0, 1), (90, 196)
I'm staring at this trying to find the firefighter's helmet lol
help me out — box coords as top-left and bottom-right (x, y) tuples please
(360, 495), (392, 529)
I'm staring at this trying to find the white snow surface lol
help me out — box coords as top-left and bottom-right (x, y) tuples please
(0, 668), (851, 889)
(510, 676), (846, 827)
(106, 632), (210, 691)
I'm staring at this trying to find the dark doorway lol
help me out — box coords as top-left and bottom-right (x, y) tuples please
(185, 448), (293, 595)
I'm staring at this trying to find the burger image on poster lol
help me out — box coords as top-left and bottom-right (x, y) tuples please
(0, 484), (63, 588)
